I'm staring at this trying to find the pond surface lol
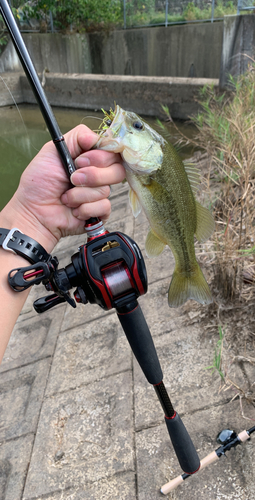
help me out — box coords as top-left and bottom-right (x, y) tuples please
(0, 104), (197, 211)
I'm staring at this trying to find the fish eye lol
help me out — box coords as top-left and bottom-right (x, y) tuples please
(105, 119), (112, 127)
(133, 121), (143, 130)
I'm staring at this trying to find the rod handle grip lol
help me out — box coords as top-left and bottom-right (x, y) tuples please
(161, 474), (184, 494)
(117, 302), (163, 385)
(160, 451), (218, 495)
(238, 430), (250, 443)
(161, 429), (251, 494)
(200, 450), (219, 469)
(165, 413), (200, 474)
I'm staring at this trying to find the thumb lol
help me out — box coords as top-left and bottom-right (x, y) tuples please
(64, 124), (99, 160)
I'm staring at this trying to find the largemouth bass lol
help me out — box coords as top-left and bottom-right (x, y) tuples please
(96, 105), (214, 307)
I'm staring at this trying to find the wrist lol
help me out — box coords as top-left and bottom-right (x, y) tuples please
(0, 194), (58, 255)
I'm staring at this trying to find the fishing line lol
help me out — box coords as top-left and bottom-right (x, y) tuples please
(81, 115), (103, 123)
(80, 114), (104, 134)
(0, 75), (28, 135)
(0, 75), (40, 154)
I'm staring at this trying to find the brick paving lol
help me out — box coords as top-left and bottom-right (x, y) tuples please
(0, 182), (254, 500)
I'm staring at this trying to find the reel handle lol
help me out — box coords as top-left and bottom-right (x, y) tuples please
(33, 294), (68, 313)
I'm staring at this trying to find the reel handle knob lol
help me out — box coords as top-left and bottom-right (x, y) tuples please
(33, 294), (67, 313)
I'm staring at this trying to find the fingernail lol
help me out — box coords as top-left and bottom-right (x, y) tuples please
(75, 156), (90, 168)
(71, 172), (87, 186)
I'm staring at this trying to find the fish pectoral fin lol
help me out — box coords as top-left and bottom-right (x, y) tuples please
(145, 229), (166, 257)
(195, 201), (215, 243)
(168, 263), (213, 308)
(129, 188), (142, 217)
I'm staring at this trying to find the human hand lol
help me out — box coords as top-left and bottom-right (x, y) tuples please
(0, 125), (125, 253)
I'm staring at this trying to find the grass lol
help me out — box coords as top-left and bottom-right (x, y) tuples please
(189, 66), (255, 302)
(161, 65), (255, 409)
(126, 1), (239, 27)
(205, 325), (225, 380)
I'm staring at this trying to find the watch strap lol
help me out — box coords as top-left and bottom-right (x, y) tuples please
(0, 228), (51, 264)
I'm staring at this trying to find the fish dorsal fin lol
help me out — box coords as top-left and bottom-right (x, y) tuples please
(155, 119), (173, 143)
(195, 201), (215, 243)
(183, 160), (201, 195)
(155, 120), (185, 154)
(145, 229), (166, 257)
(129, 187), (142, 217)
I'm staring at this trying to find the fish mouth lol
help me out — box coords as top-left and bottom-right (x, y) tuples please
(95, 105), (127, 152)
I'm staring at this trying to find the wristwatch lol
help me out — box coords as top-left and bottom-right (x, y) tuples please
(0, 228), (50, 264)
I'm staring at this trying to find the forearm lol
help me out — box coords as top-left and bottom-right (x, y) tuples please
(0, 249), (30, 363)
(0, 201), (54, 364)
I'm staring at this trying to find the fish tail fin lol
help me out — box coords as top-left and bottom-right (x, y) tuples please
(168, 263), (213, 308)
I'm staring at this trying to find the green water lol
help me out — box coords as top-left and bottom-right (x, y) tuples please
(0, 104), (103, 210)
(0, 104), (197, 211)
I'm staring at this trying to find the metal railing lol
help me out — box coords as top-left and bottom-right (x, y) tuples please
(237, 0), (255, 14)
(122, 0), (240, 29)
(2, 0), (255, 33)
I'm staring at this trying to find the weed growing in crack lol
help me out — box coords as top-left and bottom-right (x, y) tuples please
(205, 325), (225, 381)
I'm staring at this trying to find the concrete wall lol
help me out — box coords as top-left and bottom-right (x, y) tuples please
(20, 72), (218, 120)
(23, 33), (92, 74)
(0, 22), (223, 79)
(0, 33), (92, 75)
(0, 42), (23, 73)
(0, 71), (219, 119)
(220, 14), (255, 88)
(0, 72), (24, 106)
(4, 16), (255, 117)
(2, 16), (255, 87)
(89, 22), (223, 78)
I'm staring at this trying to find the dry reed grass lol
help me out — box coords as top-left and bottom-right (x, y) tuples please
(191, 67), (255, 302)
(162, 67), (255, 411)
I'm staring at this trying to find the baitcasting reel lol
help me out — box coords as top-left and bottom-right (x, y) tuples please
(8, 219), (148, 314)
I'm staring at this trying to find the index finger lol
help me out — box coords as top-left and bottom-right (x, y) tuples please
(75, 150), (121, 169)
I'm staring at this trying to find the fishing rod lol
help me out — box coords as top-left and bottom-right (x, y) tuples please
(161, 425), (255, 494)
(0, 0), (200, 478)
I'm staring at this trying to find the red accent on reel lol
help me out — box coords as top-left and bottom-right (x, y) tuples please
(24, 269), (44, 280)
(85, 219), (109, 242)
(83, 246), (112, 309)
